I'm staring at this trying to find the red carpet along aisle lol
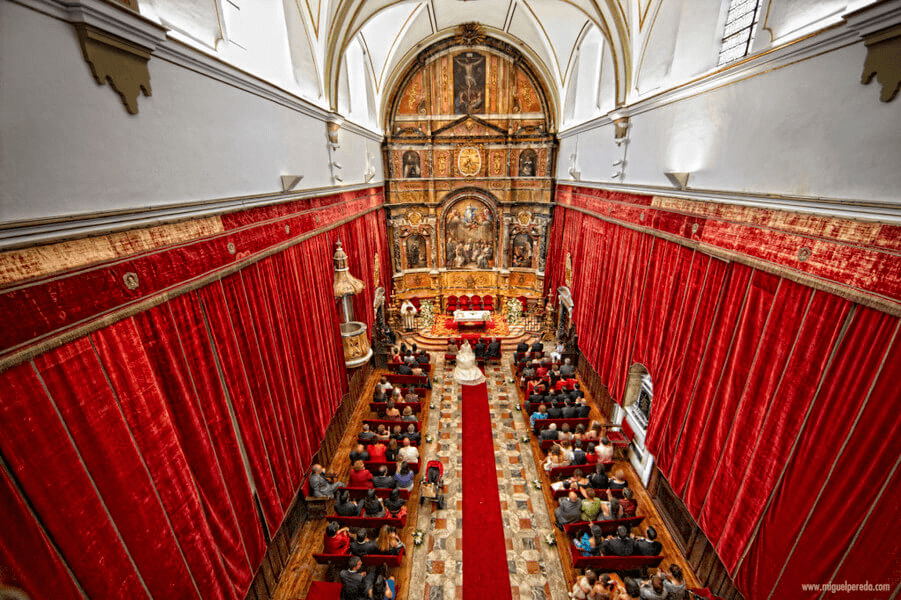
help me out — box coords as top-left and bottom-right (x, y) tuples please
(462, 380), (514, 600)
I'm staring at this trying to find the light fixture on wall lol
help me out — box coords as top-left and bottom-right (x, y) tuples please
(664, 171), (691, 190)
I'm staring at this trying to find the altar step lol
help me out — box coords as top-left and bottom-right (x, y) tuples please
(400, 328), (538, 352)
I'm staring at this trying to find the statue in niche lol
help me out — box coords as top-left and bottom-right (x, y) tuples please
(453, 52), (485, 114)
(511, 233), (533, 268)
(406, 234), (427, 269)
(445, 198), (495, 270)
(518, 149), (538, 177)
(402, 151), (421, 178)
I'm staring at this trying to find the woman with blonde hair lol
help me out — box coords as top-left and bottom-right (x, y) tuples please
(375, 524), (405, 555)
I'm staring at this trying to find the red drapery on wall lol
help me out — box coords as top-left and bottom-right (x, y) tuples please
(0, 208), (391, 600)
(544, 204), (901, 600)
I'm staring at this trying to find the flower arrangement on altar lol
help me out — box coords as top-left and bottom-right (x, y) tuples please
(521, 435), (530, 443)
(419, 300), (436, 327)
(424, 434), (434, 443)
(544, 533), (557, 546)
(504, 297), (524, 325)
(412, 530), (425, 546)
(531, 479), (542, 490)
(514, 404), (521, 411)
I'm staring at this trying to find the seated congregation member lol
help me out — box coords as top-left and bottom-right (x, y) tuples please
(364, 565), (396, 600)
(571, 569), (598, 600)
(372, 466), (396, 489)
(334, 490), (361, 516)
(619, 487), (637, 517)
(416, 350), (430, 365)
(324, 521), (351, 554)
(349, 460), (374, 488)
(581, 524), (606, 556)
(521, 361), (538, 384)
(599, 493), (623, 522)
(553, 468), (590, 493)
(404, 387), (419, 404)
(580, 487), (604, 521)
(390, 347), (402, 363)
(585, 442), (598, 464)
(547, 402), (564, 419)
(384, 400), (401, 421)
(530, 340), (544, 353)
(394, 461), (415, 491)
(536, 361), (549, 379)
(662, 564), (686, 599)
(361, 489), (385, 517)
(623, 577), (642, 600)
(550, 340), (564, 362)
(639, 574), (667, 600)
(559, 439), (575, 464)
(390, 425), (404, 441)
(368, 440), (387, 462)
(339, 556), (367, 600)
(378, 376), (393, 393)
(572, 441), (588, 465)
(589, 463), (609, 489)
(486, 338), (501, 358)
(385, 439), (399, 462)
(560, 357), (576, 378)
(309, 464), (345, 498)
(447, 339), (457, 356)
(403, 424), (421, 443)
(397, 438), (420, 463)
(401, 406), (417, 422)
(561, 399), (579, 418)
(350, 444), (370, 464)
(397, 362), (414, 375)
(555, 490), (583, 528)
(594, 574), (622, 600)
(530, 404), (549, 429)
(410, 364), (431, 389)
(474, 338), (486, 358)
(539, 423), (559, 442)
(608, 469), (629, 490)
(349, 530), (379, 556)
(558, 424), (573, 443)
(384, 488), (406, 518)
(543, 444), (568, 472)
(374, 525), (405, 556)
(602, 525), (636, 557)
(373, 387), (387, 403)
(359, 423), (377, 442)
(585, 423), (603, 441)
(516, 341), (529, 353)
(634, 526), (662, 556)
(403, 350), (416, 365)
(597, 437), (614, 462)
(577, 398), (591, 418)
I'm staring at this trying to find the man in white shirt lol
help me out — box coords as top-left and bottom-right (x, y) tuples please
(397, 437), (420, 463)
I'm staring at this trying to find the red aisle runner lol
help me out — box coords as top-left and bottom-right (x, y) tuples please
(462, 381), (513, 600)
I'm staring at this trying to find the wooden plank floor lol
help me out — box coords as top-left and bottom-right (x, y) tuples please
(518, 377), (701, 593)
(272, 368), (432, 600)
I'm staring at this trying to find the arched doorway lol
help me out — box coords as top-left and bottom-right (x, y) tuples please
(617, 363), (655, 486)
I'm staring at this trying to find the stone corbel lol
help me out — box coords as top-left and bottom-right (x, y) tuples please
(844, 0), (901, 102)
(60, 0), (168, 114)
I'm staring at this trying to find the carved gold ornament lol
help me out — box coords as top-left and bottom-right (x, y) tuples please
(457, 146), (481, 177)
(374, 253), (380, 287)
(407, 210), (422, 226)
(517, 210), (532, 226)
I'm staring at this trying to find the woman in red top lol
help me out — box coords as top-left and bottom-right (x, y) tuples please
(323, 521), (351, 554)
(368, 440), (388, 461)
(349, 460), (373, 488)
(618, 487), (637, 517)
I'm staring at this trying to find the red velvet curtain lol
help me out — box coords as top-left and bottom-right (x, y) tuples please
(543, 204), (901, 599)
(0, 209), (388, 600)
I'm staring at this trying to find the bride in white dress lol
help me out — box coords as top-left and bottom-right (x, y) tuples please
(453, 341), (486, 385)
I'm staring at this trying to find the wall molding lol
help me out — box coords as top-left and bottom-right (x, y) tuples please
(0, 182), (383, 251)
(552, 179), (901, 224)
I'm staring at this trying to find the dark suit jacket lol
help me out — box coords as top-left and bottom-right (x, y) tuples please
(516, 342), (529, 353)
(486, 341), (501, 357)
(474, 343), (486, 357)
(571, 450), (587, 465)
(562, 406), (579, 418)
(547, 406), (564, 419)
(372, 475), (396, 488)
(530, 342), (544, 352)
(349, 450), (370, 463)
(602, 536), (636, 557)
(634, 538), (662, 556)
(349, 539), (378, 556)
(416, 354), (430, 364)
(539, 429), (558, 441)
(339, 569), (367, 600)
(397, 364), (413, 375)
(577, 406), (591, 418)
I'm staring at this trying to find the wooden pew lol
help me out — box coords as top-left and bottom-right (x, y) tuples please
(342, 487), (410, 500)
(387, 362), (432, 374)
(357, 437), (419, 447)
(364, 419), (422, 432)
(312, 548), (405, 569)
(568, 544), (663, 571)
(327, 514), (406, 529)
(562, 516), (645, 537)
(549, 462), (613, 479)
(386, 374), (429, 386)
(532, 417), (591, 434)
(364, 460), (420, 474)
(552, 487), (624, 499)
(370, 401), (422, 414)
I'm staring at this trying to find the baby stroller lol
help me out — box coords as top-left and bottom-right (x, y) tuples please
(419, 460), (446, 510)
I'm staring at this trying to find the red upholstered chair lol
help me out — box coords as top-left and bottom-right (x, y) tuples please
(517, 296), (529, 314)
(459, 295), (471, 310)
(446, 295), (458, 314)
(411, 297), (420, 310)
(471, 294), (482, 310)
(482, 294), (494, 311)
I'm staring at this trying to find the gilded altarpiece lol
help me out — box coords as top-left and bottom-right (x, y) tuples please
(383, 30), (557, 309)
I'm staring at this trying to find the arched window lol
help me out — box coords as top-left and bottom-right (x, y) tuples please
(718, 0), (763, 65)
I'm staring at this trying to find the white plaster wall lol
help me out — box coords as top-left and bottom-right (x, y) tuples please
(558, 39), (901, 205)
(0, 1), (382, 224)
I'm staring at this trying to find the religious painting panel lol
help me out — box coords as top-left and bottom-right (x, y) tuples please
(402, 151), (421, 178)
(397, 70), (426, 115)
(453, 51), (486, 114)
(455, 146), (483, 178)
(518, 149), (538, 176)
(444, 198), (496, 270)
(511, 232), (535, 268)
